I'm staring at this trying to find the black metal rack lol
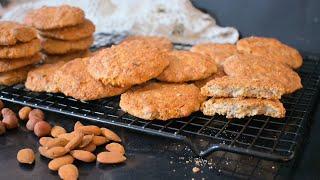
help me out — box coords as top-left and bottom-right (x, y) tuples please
(0, 33), (319, 162)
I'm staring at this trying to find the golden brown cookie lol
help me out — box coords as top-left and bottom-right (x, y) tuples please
(54, 57), (129, 101)
(87, 40), (170, 87)
(121, 35), (173, 51)
(0, 53), (41, 73)
(190, 43), (238, 65)
(40, 36), (93, 54)
(0, 39), (41, 58)
(39, 19), (95, 41)
(194, 66), (226, 88)
(236, 36), (303, 69)
(0, 21), (37, 45)
(42, 50), (91, 64)
(223, 54), (302, 94)
(156, 51), (217, 82)
(119, 82), (204, 120)
(201, 98), (286, 118)
(201, 76), (285, 99)
(24, 5), (85, 30)
(0, 65), (32, 85)
(25, 61), (67, 93)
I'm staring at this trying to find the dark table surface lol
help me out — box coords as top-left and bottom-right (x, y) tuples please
(0, 0), (320, 179)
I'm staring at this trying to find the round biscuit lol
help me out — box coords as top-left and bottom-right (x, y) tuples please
(0, 21), (37, 45)
(0, 39), (40, 58)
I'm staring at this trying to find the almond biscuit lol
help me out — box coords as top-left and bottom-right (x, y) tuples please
(0, 53), (41, 73)
(194, 66), (226, 88)
(121, 35), (173, 51)
(0, 21), (37, 45)
(0, 39), (40, 58)
(0, 65), (32, 85)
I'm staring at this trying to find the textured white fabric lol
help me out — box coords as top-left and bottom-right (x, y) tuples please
(2, 0), (239, 44)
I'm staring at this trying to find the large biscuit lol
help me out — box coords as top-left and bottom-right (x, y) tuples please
(0, 65), (32, 86)
(194, 66), (226, 88)
(121, 35), (173, 51)
(24, 5), (85, 30)
(190, 43), (238, 65)
(0, 53), (41, 73)
(25, 60), (66, 93)
(39, 19), (95, 41)
(40, 36), (93, 54)
(0, 39), (41, 58)
(87, 40), (170, 87)
(223, 54), (302, 94)
(156, 51), (217, 82)
(201, 98), (286, 118)
(201, 76), (285, 99)
(0, 21), (37, 45)
(236, 36), (303, 69)
(120, 82), (204, 120)
(54, 57), (129, 101)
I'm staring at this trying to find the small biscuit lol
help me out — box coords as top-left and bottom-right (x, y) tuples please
(87, 40), (170, 87)
(120, 82), (204, 120)
(0, 65), (32, 85)
(0, 39), (41, 58)
(201, 76), (285, 99)
(201, 98), (286, 118)
(194, 66), (226, 88)
(24, 5), (85, 30)
(0, 53), (41, 73)
(40, 36), (93, 54)
(236, 36), (303, 69)
(121, 35), (173, 51)
(0, 21), (37, 45)
(156, 51), (217, 82)
(25, 61), (66, 93)
(223, 54), (302, 94)
(39, 19), (95, 41)
(42, 50), (91, 64)
(54, 57), (129, 101)
(190, 43), (238, 65)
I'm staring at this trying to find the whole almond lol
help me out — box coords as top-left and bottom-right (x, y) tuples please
(28, 109), (44, 120)
(105, 143), (125, 154)
(79, 142), (96, 152)
(17, 148), (35, 164)
(70, 150), (96, 162)
(0, 121), (6, 135)
(74, 121), (83, 131)
(39, 137), (53, 146)
(79, 134), (94, 148)
(45, 138), (69, 149)
(97, 151), (126, 164)
(58, 164), (78, 180)
(76, 125), (101, 135)
(34, 121), (52, 137)
(48, 155), (74, 171)
(18, 106), (32, 121)
(39, 146), (53, 159)
(46, 146), (68, 158)
(2, 108), (19, 129)
(26, 117), (43, 131)
(51, 126), (67, 137)
(65, 132), (84, 151)
(101, 128), (121, 142)
(92, 136), (108, 146)
(57, 132), (76, 141)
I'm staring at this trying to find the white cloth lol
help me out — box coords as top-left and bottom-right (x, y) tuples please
(2, 0), (239, 44)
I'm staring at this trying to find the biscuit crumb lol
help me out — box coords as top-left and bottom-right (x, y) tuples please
(192, 167), (200, 173)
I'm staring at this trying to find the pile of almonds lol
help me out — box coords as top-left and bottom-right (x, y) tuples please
(0, 103), (128, 180)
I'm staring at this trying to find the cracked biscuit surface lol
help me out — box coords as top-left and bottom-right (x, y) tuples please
(222, 54), (302, 94)
(201, 76), (285, 99)
(24, 5), (85, 30)
(156, 50), (217, 83)
(201, 98), (286, 118)
(236, 36), (302, 69)
(0, 21), (37, 45)
(190, 43), (238, 65)
(120, 82), (205, 120)
(54, 57), (129, 101)
(87, 40), (170, 87)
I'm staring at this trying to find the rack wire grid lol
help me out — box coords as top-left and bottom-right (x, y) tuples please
(0, 33), (319, 162)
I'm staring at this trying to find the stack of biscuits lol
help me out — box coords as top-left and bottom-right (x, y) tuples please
(24, 5), (94, 63)
(0, 21), (41, 85)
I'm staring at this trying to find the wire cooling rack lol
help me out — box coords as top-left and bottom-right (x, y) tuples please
(0, 33), (319, 161)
